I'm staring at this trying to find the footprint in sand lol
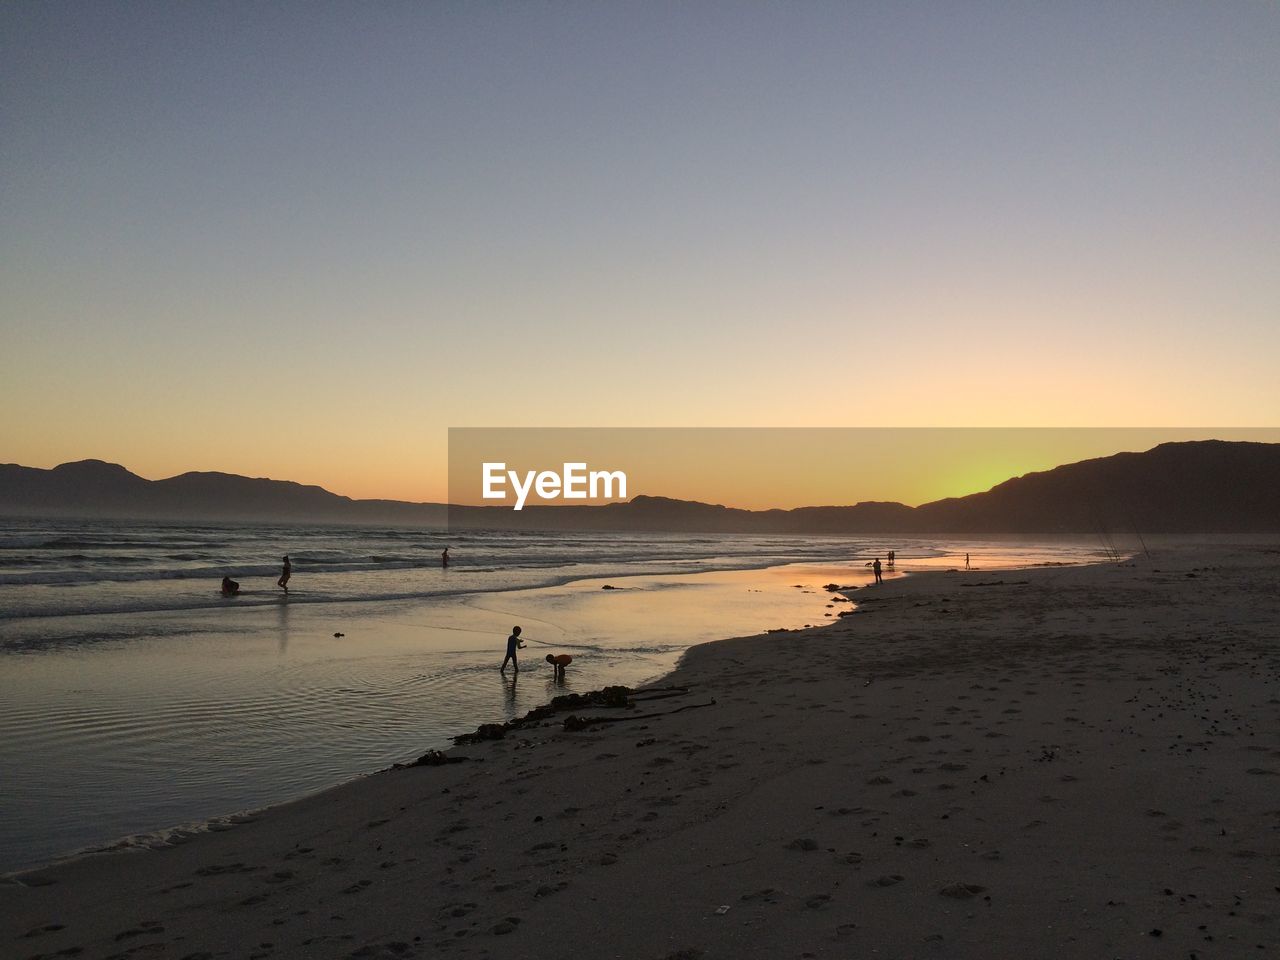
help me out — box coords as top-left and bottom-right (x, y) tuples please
(786, 838), (819, 851)
(114, 920), (165, 941)
(939, 882), (987, 899)
(491, 917), (522, 935)
(195, 862), (259, 876)
(868, 875), (904, 887)
(21, 923), (66, 937)
(347, 943), (415, 959)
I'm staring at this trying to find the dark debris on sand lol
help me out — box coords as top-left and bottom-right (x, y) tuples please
(452, 686), (639, 744)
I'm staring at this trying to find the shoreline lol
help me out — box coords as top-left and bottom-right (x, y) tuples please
(1, 555), (876, 880)
(2, 531), (1123, 623)
(0, 556), (1067, 880)
(1, 557), (885, 877)
(0, 518), (941, 621)
(6, 540), (1275, 958)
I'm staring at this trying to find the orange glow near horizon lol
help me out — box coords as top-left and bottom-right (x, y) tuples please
(445, 428), (1280, 511)
(9, 428), (1280, 510)
(8, 428), (1280, 510)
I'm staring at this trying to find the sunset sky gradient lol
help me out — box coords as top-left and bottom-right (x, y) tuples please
(3, 2), (1278, 503)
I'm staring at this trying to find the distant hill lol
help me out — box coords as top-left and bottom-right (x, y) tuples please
(0, 460), (449, 525)
(2, 440), (1278, 532)
(450, 440), (1280, 533)
(912, 440), (1280, 534)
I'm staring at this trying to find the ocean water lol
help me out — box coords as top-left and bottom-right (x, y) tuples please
(0, 519), (910, 624)
(0, 519), (1110, 873)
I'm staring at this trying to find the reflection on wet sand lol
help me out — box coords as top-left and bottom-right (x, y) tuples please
(276, 601), (290, 654)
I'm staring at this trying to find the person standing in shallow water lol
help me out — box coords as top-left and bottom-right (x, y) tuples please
(441, 546), (449, 568)
(501, 626), (524, 673)
(278, 555), (291, 593)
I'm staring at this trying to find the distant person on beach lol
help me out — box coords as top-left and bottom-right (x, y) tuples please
(278, 555), (291, 592)
(887, 550), (895, 568)
(872, 558), (883, 584)
(442, 546), (449, 568)
(965, 552), (970, 570)
(220, 576), (239, 596)
(501, 626), (525, 673)
(546, 653), (573, 679)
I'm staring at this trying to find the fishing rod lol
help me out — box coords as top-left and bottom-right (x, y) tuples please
(521, 635), (602, 652)
(1119, 496), (1153, 562)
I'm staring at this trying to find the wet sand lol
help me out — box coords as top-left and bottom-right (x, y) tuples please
(0, 559), (873, 874)
(3, 541), (1278, 959)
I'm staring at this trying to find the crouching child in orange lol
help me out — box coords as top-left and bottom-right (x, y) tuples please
(545, 653), (573, 680)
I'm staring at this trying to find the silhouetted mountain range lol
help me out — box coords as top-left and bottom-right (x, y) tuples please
(2, 441), (1278, 532)
(0, 461), (449, 525)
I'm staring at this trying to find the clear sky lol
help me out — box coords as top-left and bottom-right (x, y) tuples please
(3, 2), (1277, 504)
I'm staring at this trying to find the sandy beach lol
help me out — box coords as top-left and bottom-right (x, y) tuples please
(4, 541), (1278, 960)
(7, 4), (1277, 957)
